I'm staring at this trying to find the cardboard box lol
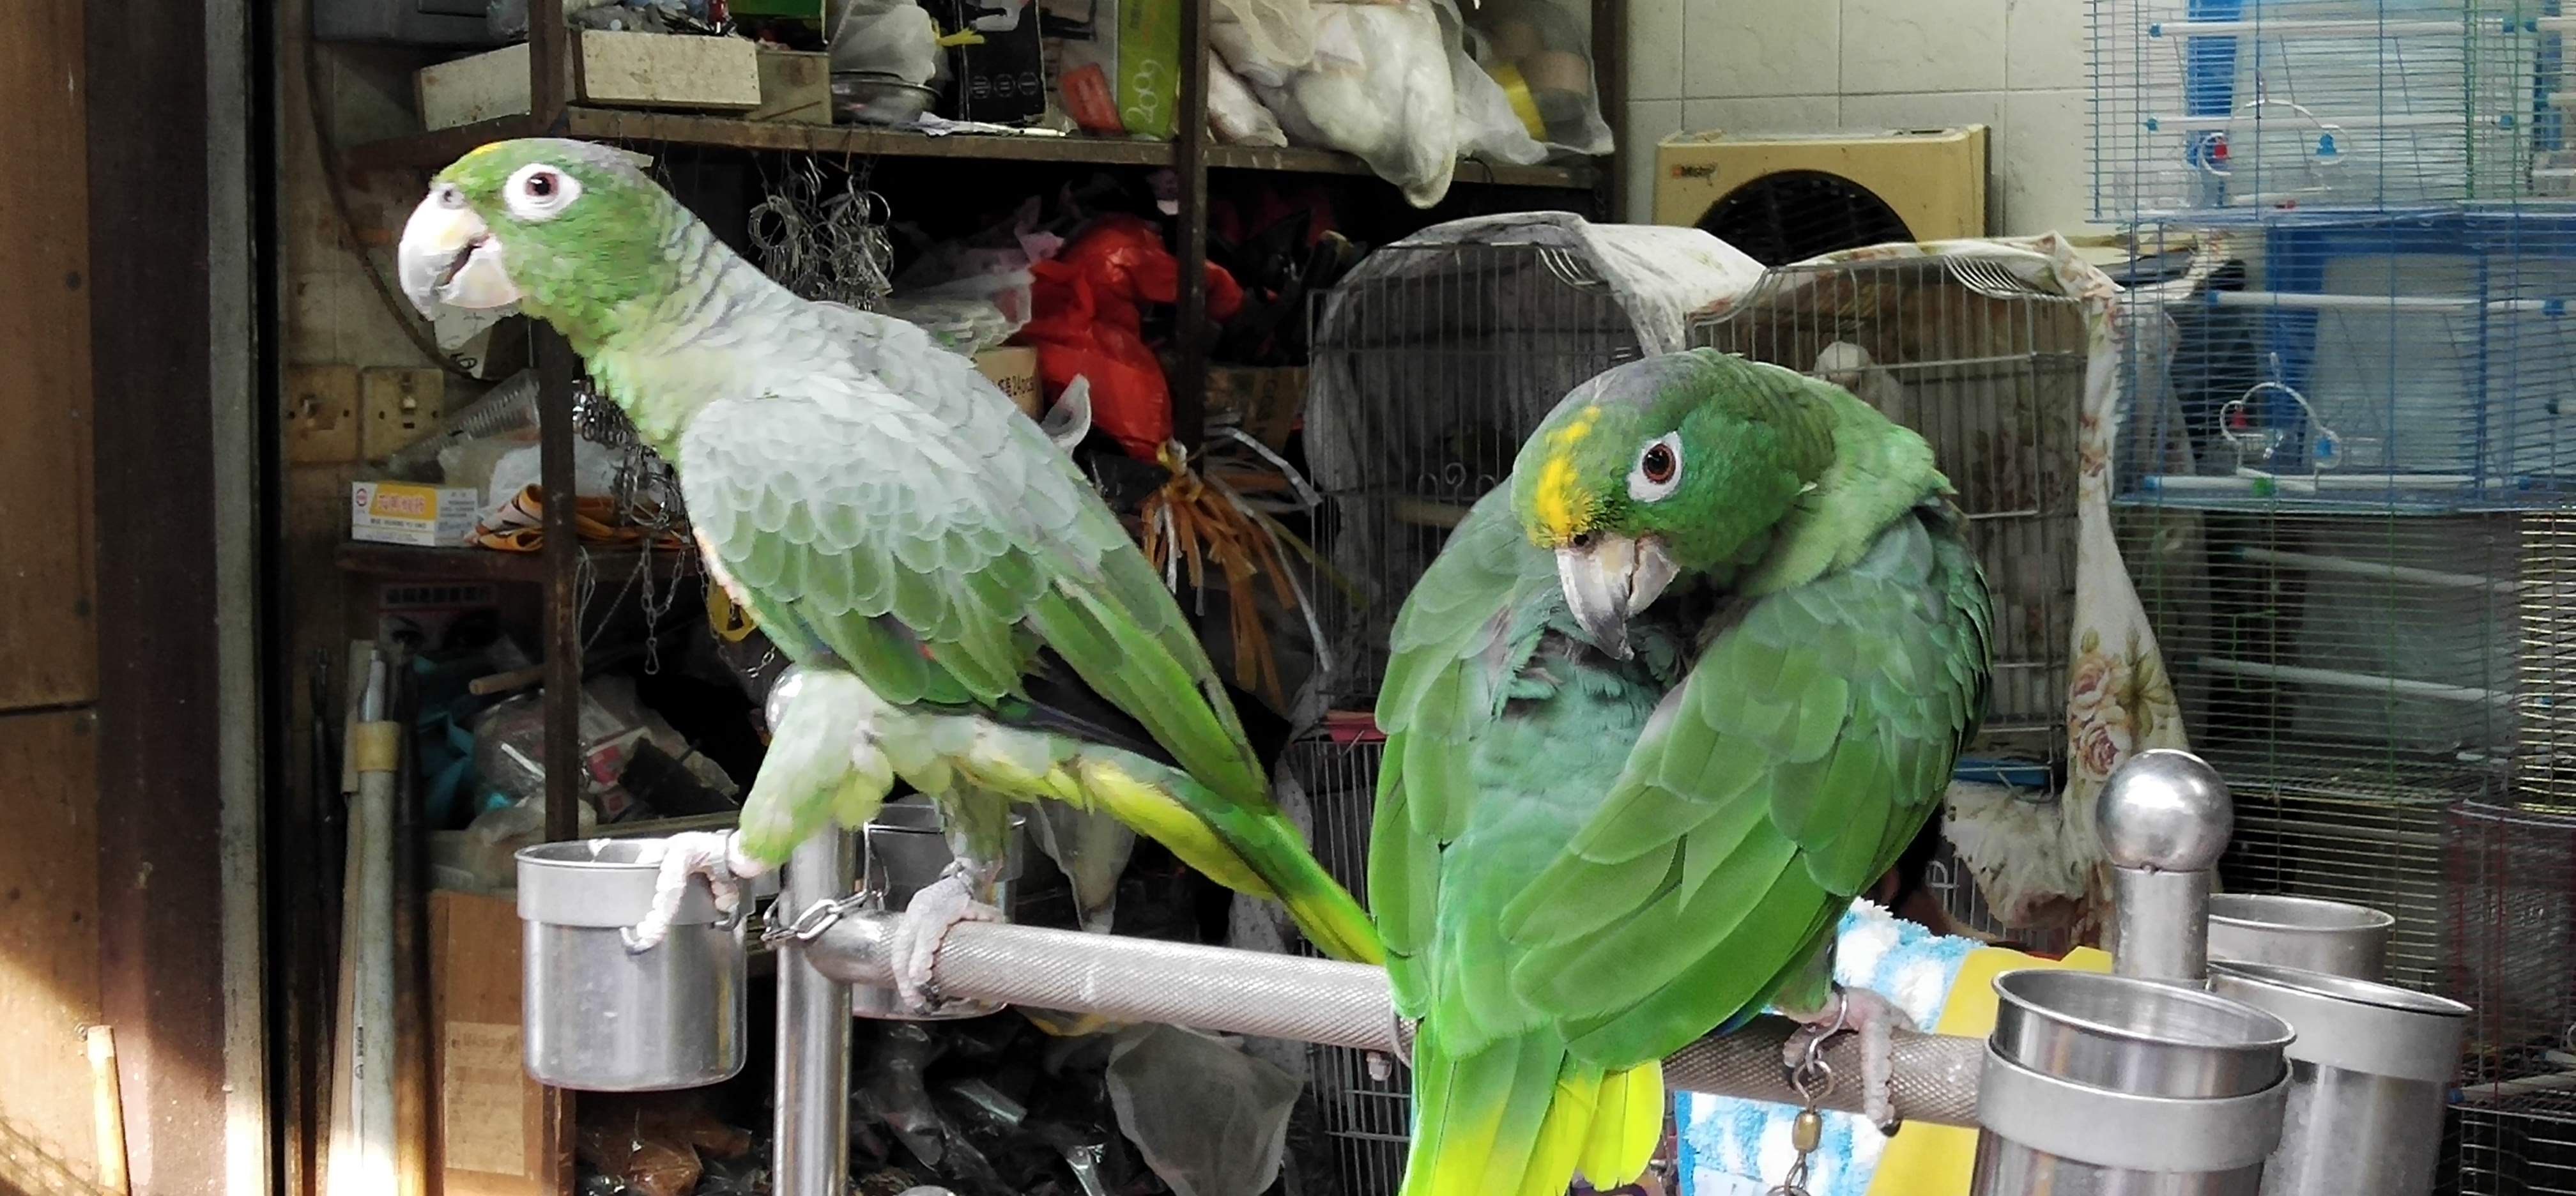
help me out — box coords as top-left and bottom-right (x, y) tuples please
(1206, 366), (1306, 452)
(415, 29), (763, 132)
(933, 0), (1047, 125)
(750, 49), (832, 124)
(975, 347), (1043, 418)
(431, 890), (554, 1196)
(351, 481), (480, 548)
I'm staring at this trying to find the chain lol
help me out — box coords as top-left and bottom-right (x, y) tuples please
(1768, 995), (1846, 1196)
(760, 890), (873, 947)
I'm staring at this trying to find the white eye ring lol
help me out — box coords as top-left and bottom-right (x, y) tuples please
(502, 162), (581, 221)
(1628, 433), (1683, 502)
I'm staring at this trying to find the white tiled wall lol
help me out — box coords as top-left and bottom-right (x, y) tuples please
(1623, 0), (2097, 238)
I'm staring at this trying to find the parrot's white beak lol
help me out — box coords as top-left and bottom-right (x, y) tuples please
(1555, 535), (1678, 660)
(397, 184), (519, 315)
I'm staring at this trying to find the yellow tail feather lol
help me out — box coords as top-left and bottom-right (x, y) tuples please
(1402, 1029), (1666, 1196)
(1578, 1062), (1665, 1185)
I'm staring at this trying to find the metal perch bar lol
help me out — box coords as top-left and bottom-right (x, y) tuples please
(799, 910), (1987, 1128)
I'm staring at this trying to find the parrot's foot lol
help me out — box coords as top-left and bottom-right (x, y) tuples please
(887, 862), (1006, 1013)
(1781, 985), (1914, 1135)
(625, 830), (770, 953)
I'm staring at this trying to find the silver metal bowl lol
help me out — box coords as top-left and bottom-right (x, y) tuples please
(832, 72), (938, 126)
(1993, 969), (2296, 1098)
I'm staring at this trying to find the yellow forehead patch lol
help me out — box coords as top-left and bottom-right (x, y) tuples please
(1532, 405), (1603, 542)
(462, 141), (509, 162)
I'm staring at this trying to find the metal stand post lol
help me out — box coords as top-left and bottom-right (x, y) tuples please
(2097, 749), (2233, 984)
(775, 831), (855, 1196)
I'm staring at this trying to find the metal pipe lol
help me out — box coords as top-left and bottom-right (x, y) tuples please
(774, 832), (856, 1196)
(2112, 868), (2211, 984)
(802, 910), (1988, 1128)
(2097, 749), (2232, 985)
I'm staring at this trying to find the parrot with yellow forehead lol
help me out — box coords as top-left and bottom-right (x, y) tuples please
(1370, 349), (1991, 1195)
(397, 139), (1381, 1005)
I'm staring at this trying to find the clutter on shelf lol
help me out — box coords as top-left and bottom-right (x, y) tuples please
(406, 0), (1609, 201)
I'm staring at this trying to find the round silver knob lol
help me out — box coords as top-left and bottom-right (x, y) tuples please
(2097, 748), (2233, 872)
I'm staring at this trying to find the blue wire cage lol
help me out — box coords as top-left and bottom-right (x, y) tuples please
(2090, 0), (2559, 218)
(2117, 211), (2576, 508)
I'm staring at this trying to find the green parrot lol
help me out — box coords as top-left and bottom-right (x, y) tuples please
(397, 139), (1381, 1005)
(1370, 349), (1991, 1196)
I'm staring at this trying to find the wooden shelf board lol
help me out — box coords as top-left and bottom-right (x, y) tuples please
(344, 105), (1598, 188)
(1205, 142), (1598, 189)
(335, 540), (687, 583)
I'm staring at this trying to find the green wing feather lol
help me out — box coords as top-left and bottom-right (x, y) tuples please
(678, 318), (1376, 962)
(1504, 505), (1989, 1063)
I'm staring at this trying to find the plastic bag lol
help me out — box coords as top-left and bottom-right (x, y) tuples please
(1256, 0), (1459, 207)
(1016, 215), (1243, 458)
(893, 197), (1059, 326)
(829, 0), (942, 86)
(1439, 1), (1547, 166)
(467, 434), (622, 519)
(1209, 0), (1314, 85)
(575, 1094), (751, 1196)
(1046, 0), (1181, 137)
(1104, 1025), (1301, 1196)
(1206, 55), (1287, 147)
(884, 296), (1023, 355)
(1457, 0), (1611, 155)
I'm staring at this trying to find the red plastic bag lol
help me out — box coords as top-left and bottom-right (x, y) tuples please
(1017, 215), (1241, 459)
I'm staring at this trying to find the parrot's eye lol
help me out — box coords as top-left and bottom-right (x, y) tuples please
(502, 162), (583, 221)
(1629, 434), (1683, 502)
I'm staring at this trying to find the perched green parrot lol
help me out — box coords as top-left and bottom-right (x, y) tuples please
(1370, 349), (1991, 1196)
(397, 139), (1381, 1005)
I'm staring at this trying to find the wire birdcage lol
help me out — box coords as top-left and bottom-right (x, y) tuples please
(1279, 728), (1407, 1196)
(1690, 253), (2088, 762)
(1303, 240), (1652, 707)
(2106, 215), (2576, 992)
(2448, 801), (2576, 1195)
(2117, 214), (2576, 501)
(2089, 0), (2549, 218)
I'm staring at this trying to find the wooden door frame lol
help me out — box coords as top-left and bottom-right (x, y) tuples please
(83, 2), (272, 1193)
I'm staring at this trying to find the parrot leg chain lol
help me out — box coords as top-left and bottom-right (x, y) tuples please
(1781, 985), (1912, 1136)
(1768, 997), (1841, 1196)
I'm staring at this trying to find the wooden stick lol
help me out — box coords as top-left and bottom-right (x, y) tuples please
(85, 1026), (131, 1195)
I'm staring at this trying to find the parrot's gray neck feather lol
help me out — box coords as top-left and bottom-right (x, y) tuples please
(583, 217), (823, 454)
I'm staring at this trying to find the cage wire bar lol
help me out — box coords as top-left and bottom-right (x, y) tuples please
(1303, 241), (1648, 707)
(2448, 801), (2576, 1195)
(1280, 731), (1408, 1196)
(2088, 0), (2552, 218)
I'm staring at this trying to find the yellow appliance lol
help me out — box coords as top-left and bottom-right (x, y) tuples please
(1653, 126), (1989, 264)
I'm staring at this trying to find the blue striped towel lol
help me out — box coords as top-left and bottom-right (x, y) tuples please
(1674, 901), (1979, 1196)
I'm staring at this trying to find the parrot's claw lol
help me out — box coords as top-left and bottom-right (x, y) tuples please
(1781, 985), (1914, 1136)
(887, 862), (1006, 1013)
(624, 830), (768, 953)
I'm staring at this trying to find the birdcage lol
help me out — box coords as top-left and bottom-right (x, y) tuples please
(2115, 213), (2576, 501)
(1690, 252), (2089, 763)
(2088, 0), (2550, 217)
(2447, 800), (2576, 1195)
(2106, 215), (2576, 990)
(1278, 725), (1407, 1196)
(1301, 213), (1761, 709)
